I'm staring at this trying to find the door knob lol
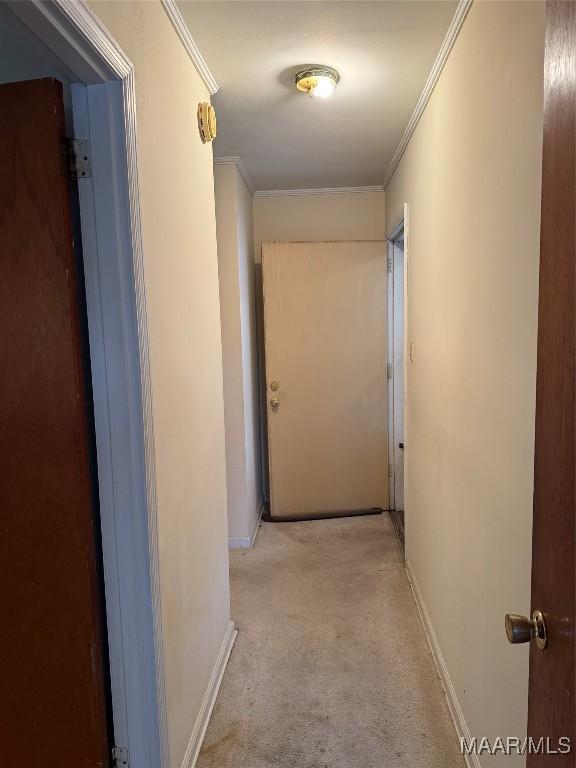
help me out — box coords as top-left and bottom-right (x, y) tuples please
(270, 397), (280, 410)
(505, 610), (547, 650)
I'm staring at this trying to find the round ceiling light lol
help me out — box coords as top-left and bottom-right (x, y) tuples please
(295, 65), (340, 99)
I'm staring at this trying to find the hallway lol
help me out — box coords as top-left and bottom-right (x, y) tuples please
(198, 516), (465, 768)
(2, 2), (573, 765)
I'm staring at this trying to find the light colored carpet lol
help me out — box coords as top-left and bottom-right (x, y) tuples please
(197, 514), (465, 768)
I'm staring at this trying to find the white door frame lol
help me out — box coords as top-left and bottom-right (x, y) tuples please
(5, 2), (168, 765)
(386, 204), (409, 516)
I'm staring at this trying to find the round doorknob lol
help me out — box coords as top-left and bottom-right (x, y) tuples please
(505, 610), (547, 650)
(270, 397), (280, 410)
(505, 614), (533, 644)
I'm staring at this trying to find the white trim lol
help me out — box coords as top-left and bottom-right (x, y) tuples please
(214, 156), (255, 196)
(255, 185), (384, 197)
(9, 2), (169, 766)
(228, 499), (265, 550)
(405, 561), (479, 768)
(383, 0), (473, 189)
(5, 0), (125, 83)
(386, 240), (396, 513)
(160, 0), (219, 95)
(252, 498), (265, 545)
(386, 216), (406, 243)
(402, 203), (409, 529)
(117, 62), (171, 768)
(386, 210), (408, 516)
(228, 537), (253, 550)
(180, 621), (238, 768)
(72, 80), (167, 768)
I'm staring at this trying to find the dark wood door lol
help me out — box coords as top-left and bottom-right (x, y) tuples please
(527, 2), (575, 764)
(0, 79), (111, 767)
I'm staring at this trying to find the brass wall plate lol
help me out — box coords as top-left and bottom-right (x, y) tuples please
(197, 102), (217, 143)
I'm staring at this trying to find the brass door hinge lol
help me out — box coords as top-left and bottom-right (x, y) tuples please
(112, 746), (129, 767)
(67, 137), (91, 179)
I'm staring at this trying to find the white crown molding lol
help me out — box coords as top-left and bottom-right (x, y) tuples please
(214, 156), (255, 196)
(160, 0), (219, 95)
(383, 0), (473, 189)
(254, 185), (385, 198)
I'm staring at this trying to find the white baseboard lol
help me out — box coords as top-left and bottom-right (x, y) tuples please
(228, 537), (251, 549)
(405, 561), (480, 768)
(228, 499), (264, 550)
(250, 499), (265, 546)
(180, 620), (238, 768)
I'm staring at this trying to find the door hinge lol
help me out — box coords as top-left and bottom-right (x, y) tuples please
(387, 256), (392, 273)
(112, 746), (129, 767)
(388, 463), (393, 478)
(67, 137), (91, 179)
(387, 364), (393, 380)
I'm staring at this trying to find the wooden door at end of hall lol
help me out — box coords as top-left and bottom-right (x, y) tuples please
(262, 240), (388, 520)
(0, 78), (112, 767)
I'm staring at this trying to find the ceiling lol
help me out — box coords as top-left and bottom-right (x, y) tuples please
(179, 1), (458, 191)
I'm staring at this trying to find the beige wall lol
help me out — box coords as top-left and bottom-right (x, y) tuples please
(385, 1), (545, 761)
(214, 164), (262, 545)
(253, 190), (386, 262)
(88, 3), (230, 765)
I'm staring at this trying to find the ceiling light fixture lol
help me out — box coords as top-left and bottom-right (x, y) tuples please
(295, 65), (340, 99)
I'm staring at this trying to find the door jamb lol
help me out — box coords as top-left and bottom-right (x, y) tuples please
(5, 2), (168, 766)
(386, 205), (409, 525)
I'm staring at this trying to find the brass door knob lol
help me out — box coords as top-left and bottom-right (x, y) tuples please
(270, 397), (280, 410)
(505, 610), (547, 650)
